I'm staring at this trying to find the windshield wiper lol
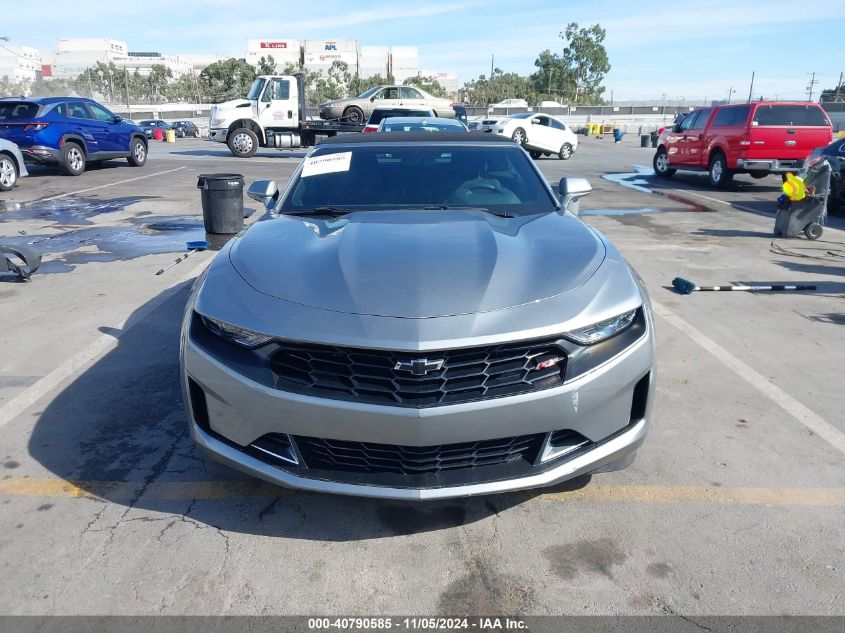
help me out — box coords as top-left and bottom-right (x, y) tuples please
(422, 205), (512, 218)
(284, 207), (354, 217)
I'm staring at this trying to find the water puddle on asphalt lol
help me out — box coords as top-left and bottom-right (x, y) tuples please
(1, 216), (207, 273)
(597, 165), (713, 214)
(0, 196), (158, 225)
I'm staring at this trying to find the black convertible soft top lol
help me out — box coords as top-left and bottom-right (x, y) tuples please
(317, 132), (517, 145)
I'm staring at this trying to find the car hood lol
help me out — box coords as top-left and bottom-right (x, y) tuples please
(228, 209), (606, 318)
(212, 99), (254, 118)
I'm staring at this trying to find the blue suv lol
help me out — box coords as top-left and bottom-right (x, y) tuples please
(0, 97), (147, 176)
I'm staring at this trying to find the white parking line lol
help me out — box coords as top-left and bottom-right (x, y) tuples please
(38, 166), (187, 202)
(0, 257), (209, 431)
(652, 300), (845, 455)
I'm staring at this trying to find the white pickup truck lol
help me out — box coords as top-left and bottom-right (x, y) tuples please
(208, 74), (361, 158)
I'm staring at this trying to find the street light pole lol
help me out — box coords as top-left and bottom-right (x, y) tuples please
(747, 71), (755, 102)
(124, 65), (131, 119)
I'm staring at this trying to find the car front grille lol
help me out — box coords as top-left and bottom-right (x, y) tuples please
(269, 338), (566, 408)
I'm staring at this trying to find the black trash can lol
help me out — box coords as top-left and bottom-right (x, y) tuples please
(582, 127), (589, 137)
(641, 134), (650, 148)
(650, 132), (659, 148)
(197, 173), (244, 234)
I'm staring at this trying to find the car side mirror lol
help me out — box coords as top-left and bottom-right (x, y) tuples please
(247, 179), (279, 209)
(672, 124), (682, 133)
(112, 115), (122, 123)
(558, 177), (592, 214)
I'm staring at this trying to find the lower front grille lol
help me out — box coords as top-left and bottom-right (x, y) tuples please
(296, 434), (543, 476)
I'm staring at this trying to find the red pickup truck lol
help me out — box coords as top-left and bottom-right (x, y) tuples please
(653, 102), (832, 187)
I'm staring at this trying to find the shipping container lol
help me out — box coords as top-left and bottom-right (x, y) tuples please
(304, 39), (358, 54)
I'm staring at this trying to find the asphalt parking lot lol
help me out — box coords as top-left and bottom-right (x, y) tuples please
(0, 136), (843, 616)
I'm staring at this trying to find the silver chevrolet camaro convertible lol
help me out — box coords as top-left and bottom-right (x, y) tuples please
(180, 133), (655, 500)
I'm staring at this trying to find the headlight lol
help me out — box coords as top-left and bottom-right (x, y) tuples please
(201, 315), (272, 348)
(564, 309), (637, 345)
(211, 118), (226, 126)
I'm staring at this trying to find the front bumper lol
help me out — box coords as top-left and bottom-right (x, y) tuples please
(209, 128), (228, 143)
(182, 322), (654, 499)
(737, 158), (803, 173)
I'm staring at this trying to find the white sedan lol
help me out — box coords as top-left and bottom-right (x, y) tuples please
(494, 112), (579, 160)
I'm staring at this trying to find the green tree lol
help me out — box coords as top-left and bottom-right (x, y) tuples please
(530, 50), (572, 102)
(820, 84), (844, 103)
(404, 75), (447, 98)
(559, 22), (610, 104)
(256, 55), (277, 75)
(462, 68), (537, 106)
(199, 58), (256, 102)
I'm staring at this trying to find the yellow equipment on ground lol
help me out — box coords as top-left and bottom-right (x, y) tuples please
(782, 173), (806, 202)
(165, 129), (176, 143)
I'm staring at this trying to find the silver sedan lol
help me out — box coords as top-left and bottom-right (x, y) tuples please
(0, 139), (29, 191)
(319, 85), (454, 124)
(180, 133), (655, 500)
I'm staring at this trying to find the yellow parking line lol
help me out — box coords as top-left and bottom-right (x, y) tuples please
(538, 485), (845, 507)
(1, 478), (843, 507)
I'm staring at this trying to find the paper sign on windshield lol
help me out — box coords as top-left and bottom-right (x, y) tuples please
(301, 152), (352, 178)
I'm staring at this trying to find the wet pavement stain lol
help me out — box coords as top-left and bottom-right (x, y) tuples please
(437, 557), (534, 615)
(0, 196), (159, 225)
(543, 538), (627, 580)
(600, 165), (714, 213)
(1, 216), (206, 273)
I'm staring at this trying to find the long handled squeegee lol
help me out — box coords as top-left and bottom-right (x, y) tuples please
(672, 277), (816, 295)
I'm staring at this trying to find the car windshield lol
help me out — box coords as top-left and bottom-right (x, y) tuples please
(381, 120), (466, 133)
(357, 86), (382, 99)
(0, 102), (38, 119)
(140, 121), (155, 127)
(510, 113), (533, 119)
(247, 78), (266, 101)
(281, 144), (557, 217)
(368, 109), (433, 124)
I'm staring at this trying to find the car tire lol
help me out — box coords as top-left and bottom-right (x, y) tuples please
(653, 148), (675, 177)
(558, 143), (573, 160)
(804, 222), (823, 240)
(127, 137), (147, 167)
(512, 128), (527, 145)
(227, 128), (259, 158)
(708, 152), (733, 188)
(0, 154), (17, 191)
(343, 106), (364, 124)
(59, 142), (85, 176)
(529, 150), (542, 160)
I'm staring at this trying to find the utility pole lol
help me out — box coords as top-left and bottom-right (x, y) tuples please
(747, 71), (755, 103)
(124, 65), (131, 119)
(834, 71), (843, 102)
(86, 68), (94, 98)
(490, 54), (494, 80)
(806, 72), (819, 102)
(726, 85), (735, 104)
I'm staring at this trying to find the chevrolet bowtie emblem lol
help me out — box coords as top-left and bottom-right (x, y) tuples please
(394, 358), (445, 376)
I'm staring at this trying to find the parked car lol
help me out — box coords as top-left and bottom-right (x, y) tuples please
(181, 132), (655, 499)
(494, 112), (579, 160)
(0, 97), (147, 176)
(319, 85), (454, 124)
(653, 102), (833, 187)
(139, 119), (172, 139)
(363, 107), (435, 133)
(467, 119), (482, 131)
(810, 136), (845, 214)
(377, 117), (468, 133)
(172, 120), (200, 138)
(537, 100), (566, 108)
(490, 98), (528, 110)
(0, 138), (28, 191)
(478, 117), (506, 133)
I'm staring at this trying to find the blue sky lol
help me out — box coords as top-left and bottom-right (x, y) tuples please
(3, 0), (844, 100)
